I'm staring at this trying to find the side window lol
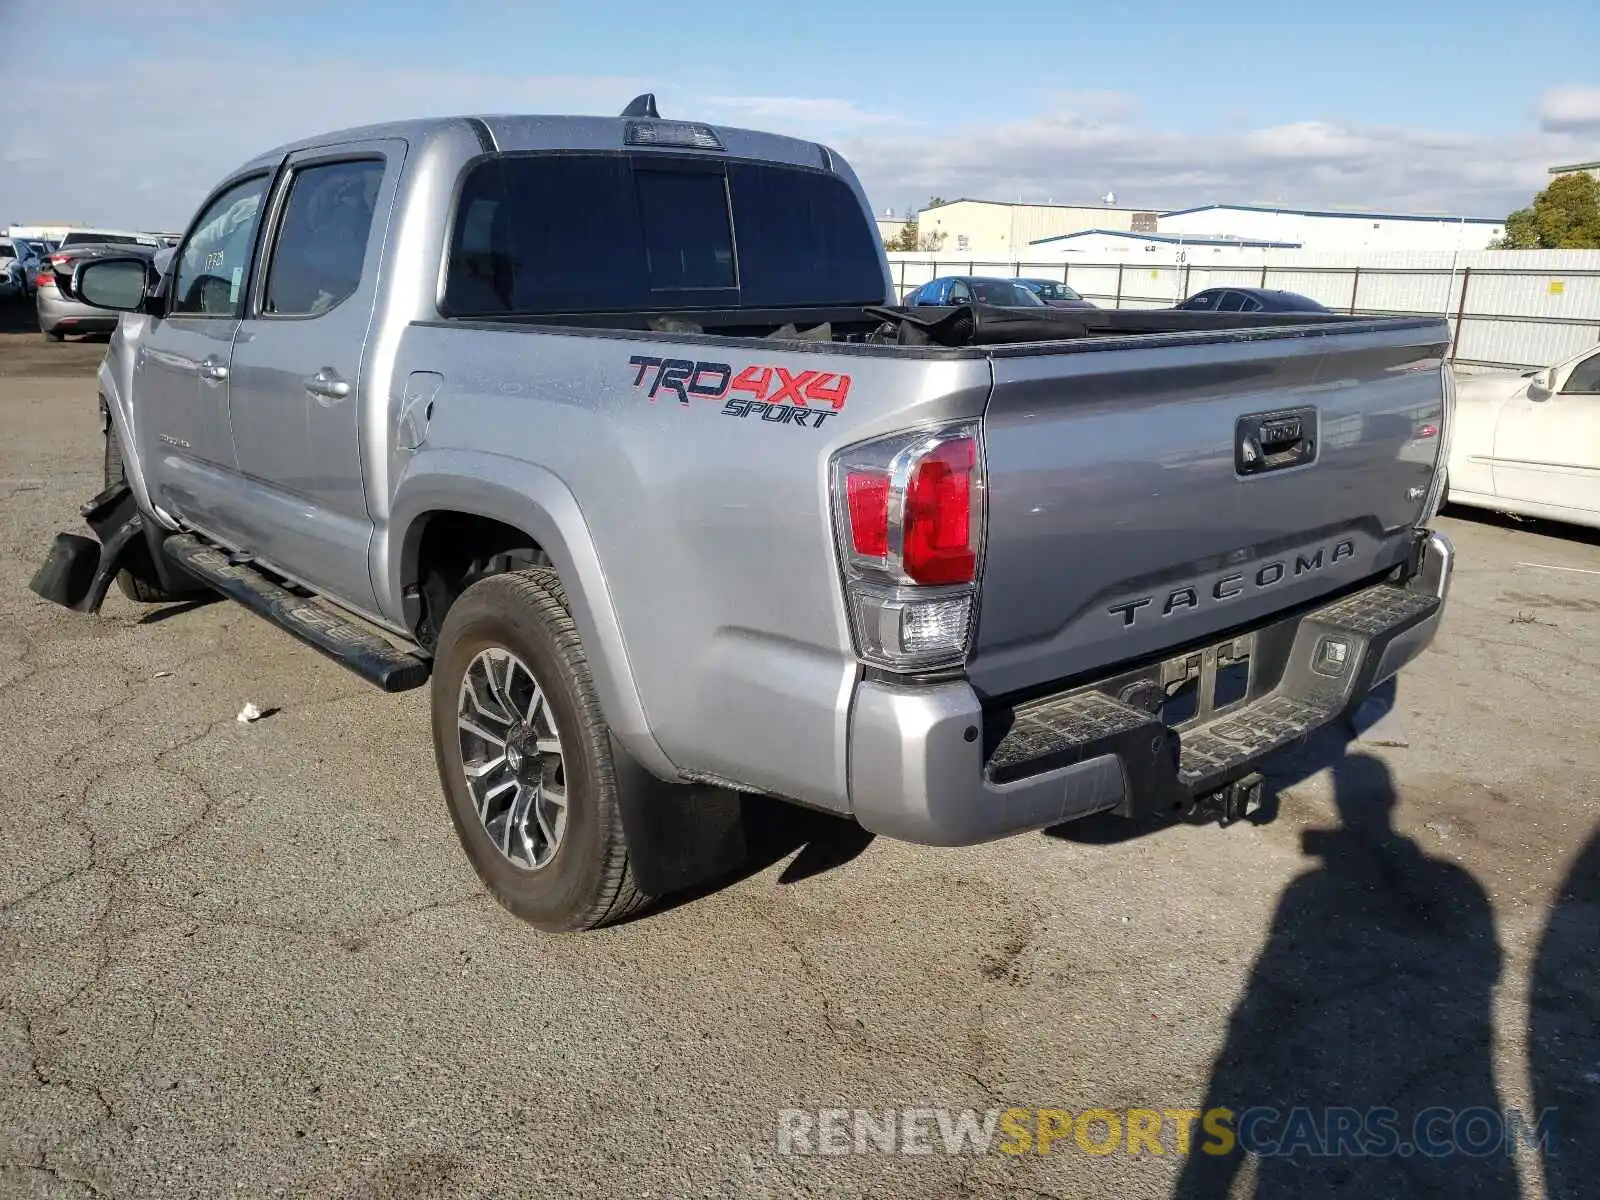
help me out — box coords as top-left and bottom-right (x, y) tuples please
(1183, 291), (1219, 311)
(948, 281), (972, 304)
(1218, 291), (1249, 312)
(1561, 351), (1600, 395)
(262, 159), (385, 317)
(1239, 296), (1263, 312)
(172, 175), (271, 316)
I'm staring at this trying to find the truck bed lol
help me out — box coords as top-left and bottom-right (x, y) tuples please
(438, 301), (1398, 351)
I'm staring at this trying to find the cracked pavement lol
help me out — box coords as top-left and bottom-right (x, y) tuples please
(1, 329), (1597, 1199)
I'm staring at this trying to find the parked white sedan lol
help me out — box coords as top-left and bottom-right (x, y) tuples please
(1448, 345), (1600, 530)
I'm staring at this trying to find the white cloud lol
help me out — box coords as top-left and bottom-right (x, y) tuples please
(836, 92), (1592, 219)
(1538, 85), (1600, 134)
(0, 47), (646, 227)
(0, 39), (1588, 231)
(696, 96), (918, 136)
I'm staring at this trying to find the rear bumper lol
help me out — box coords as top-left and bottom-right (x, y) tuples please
(36, 288), (117, 334)
(847, 530), (1453, 845)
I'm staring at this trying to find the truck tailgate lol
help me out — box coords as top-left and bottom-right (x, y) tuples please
(969, 319), (1449, 698)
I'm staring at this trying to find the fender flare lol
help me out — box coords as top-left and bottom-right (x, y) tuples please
(386, 449), (676, 780)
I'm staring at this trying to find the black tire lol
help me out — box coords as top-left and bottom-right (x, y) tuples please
(430, 567), (650, 932)
(102, 417), (186, 603)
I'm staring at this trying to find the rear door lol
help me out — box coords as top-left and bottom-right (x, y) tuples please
(222, 141), (402, 612)
(968, 323), (1449, 698)
(134, 172), (273, 523)
(1492, 347), (1600, 514)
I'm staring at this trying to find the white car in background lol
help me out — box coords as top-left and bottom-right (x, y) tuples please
(1448, 345), (1600, 531)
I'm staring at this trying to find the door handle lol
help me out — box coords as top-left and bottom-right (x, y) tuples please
(198, 357), (228, 382)
(305, 368), (350, 402)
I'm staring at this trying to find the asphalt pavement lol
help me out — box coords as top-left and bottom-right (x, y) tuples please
(1, 318), (1596, 1199)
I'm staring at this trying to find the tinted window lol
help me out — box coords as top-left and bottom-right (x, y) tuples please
(1218, 291), (1249, 312)
(1180, 291), (1219, 311)
(726, 161), (883, 306)
(443, 153), (884, 316)
(947, 280), (971, 303)
(970, 279), (1044, 306)
(61, 232), (146, 248)
(0, 244), (13, 260)
(263, 159), (384, 317)
(1028, 280), (1082, 301)
(1564, 351), (1600, 394)
(173, 175), (271, 316)
(636, 168), (734, 290)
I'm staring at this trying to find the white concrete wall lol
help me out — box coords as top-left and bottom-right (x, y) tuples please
(885, 248), (1600, 369)
(915, 201), (1147, 257)
(1028, 232), (1282, 261)
(1158, 208), (1504, 251)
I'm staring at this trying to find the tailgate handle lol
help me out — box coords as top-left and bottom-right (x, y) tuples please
(1237, 407), (1317, 475)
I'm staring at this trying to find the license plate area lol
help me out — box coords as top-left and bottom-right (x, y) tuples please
(1100, 633), (1256, 731)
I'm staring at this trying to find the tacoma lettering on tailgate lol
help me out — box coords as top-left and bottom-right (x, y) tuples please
(1108, 539), (1357, 628)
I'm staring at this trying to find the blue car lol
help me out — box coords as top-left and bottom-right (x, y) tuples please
(903, 275), (1046, 308)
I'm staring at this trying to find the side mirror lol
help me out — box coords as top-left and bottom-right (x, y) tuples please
(72, 257), (154, 313)
(1526, 381), (1552, 401)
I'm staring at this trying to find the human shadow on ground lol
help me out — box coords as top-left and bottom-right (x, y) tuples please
(1173, 752), (1519, 1199)
(1529, 822), (1600, 1199)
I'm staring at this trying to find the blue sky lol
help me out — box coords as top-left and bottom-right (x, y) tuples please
(4, 0), (1597, 228)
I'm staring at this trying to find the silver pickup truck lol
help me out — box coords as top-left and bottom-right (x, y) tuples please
(32, 96), (1455, 932)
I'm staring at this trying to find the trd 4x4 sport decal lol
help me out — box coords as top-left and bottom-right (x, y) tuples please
(627, 356), (850, 429)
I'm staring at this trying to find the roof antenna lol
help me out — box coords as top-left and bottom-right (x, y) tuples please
(621, 93), (659, 119)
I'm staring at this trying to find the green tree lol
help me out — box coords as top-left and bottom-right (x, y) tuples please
(883, 216), (946, 253)
(1496, 173), (1600, 249)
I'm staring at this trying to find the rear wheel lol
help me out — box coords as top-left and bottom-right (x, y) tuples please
(430, 567), (651, 932)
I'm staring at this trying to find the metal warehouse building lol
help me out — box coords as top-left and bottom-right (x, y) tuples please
(917, 199), (1505, 258)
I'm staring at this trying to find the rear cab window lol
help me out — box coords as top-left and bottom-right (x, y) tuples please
(442, 152), (885, 317)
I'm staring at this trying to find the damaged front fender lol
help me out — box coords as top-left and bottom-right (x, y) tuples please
(29, 481), (147, 613)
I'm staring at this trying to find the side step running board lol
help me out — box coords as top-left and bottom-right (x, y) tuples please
(162, 534), (431, 693)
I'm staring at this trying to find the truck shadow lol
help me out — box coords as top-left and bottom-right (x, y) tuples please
(1171, 751), (1519, 1197)
(625, 797), (876, 924)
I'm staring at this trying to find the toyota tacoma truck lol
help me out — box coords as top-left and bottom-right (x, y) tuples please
(32, 96), (1455, 932)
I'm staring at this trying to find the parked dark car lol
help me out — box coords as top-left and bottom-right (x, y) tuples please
(1176, 287), (1330, 313)
(1015, 277), (1098, 310)
(904, 276), (1046, 307)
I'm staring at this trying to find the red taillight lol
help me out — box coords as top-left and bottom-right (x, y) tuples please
(49, 254), (69, 266)
(903, 437), (976, 584)
(1417, 423), (1439, 439)
(35, 272), (52, 289)
(845, 470), (889, 559)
